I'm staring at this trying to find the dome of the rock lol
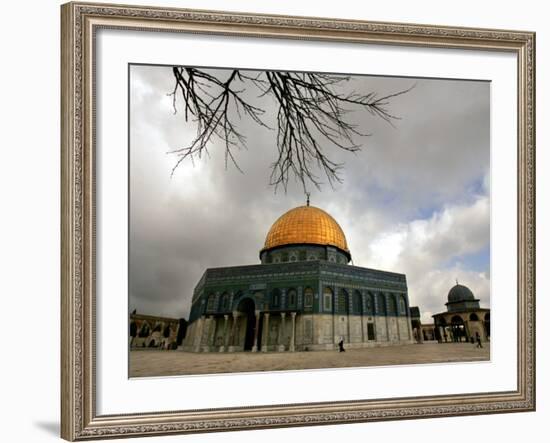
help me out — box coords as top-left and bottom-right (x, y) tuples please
(262, 205), (349, 255)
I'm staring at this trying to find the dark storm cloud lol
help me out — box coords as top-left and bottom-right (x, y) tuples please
(129, 65), (490, 322)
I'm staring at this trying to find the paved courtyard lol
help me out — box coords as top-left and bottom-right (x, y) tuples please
(129, 342), (490, 377)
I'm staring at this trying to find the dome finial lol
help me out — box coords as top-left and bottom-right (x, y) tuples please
(456, 278), (459, 286)
(306, 192), (310, 207)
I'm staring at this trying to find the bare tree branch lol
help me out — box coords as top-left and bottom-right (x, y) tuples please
(169, 67), (413, 192)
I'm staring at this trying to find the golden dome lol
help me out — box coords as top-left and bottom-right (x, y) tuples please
(262, 205), (349, 253)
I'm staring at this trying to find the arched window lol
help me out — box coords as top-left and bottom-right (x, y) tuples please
(272, 288), (281, 307)
(353, 290), (362, 315)
(323, 287), (333, 311)
(377, 294), (387, 315)
(287, 289), (297, 307)
(304, 287), (314, 307)
(365, 292), (374, 315)
(281, 252), (289, 262)
(138, 322), (150, 338)
(469, 313), (479, 321)
(221, 292), (230, 311)
(387, 294), (397, 315)
(206, 293), (216, 311)
(299, 250), (307, 261)
(399, 295), (406, 315)
(163, 325), (171, 338)
(338, 288), (349, 314)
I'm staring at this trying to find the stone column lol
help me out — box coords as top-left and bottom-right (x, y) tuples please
(347, 290), (352, 344)
(332, 287), (337, 345)
(193, 315), (205, 352)
(360, 293), (365, 344)
(262, 313), (270, 352)
(220, 315), (229, 352)
(206, 315), (216, 351)
(252, 311), (261, 352)
(396, 310), (401, 342)
(227, 312), (240, 352)
(290, 312), (297, 352)
(278, 313), (286, 351)
(464, 321), (471, 342)
(384, 294), (390, 342)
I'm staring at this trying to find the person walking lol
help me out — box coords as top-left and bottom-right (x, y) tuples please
(475, 332), (483, 348)
(338, 337), (346, 352)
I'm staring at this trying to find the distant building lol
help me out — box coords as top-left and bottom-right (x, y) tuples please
(129, 313), (182, 350)
(409, 306), (422, 342)
(410, 283), (490, 343)
(420, 323), (436, 341)
(432, 283), (490, 343)
(176, 318), (189, 346)
(182, 203), (414, 353)
(409, 307), (437, 342)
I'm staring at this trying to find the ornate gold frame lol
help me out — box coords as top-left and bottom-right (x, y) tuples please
(60, 1), (536, 440)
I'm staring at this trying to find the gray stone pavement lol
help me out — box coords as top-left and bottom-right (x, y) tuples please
(129, 342), (490, 377)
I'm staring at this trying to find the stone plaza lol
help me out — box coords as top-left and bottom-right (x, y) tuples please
(130, 342), (490, 377)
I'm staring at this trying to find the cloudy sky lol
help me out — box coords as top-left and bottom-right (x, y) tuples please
(129, 65), (490, 324)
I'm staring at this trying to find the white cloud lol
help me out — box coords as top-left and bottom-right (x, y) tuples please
(365, 195), (488, 269)
(350, 195), (490, 323)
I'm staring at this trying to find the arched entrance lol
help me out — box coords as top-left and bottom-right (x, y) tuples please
(435, 317), (446, 342)
(451, 315), (466, 342)
(484, 312), (490, 339)
(237, 298), (257, 351)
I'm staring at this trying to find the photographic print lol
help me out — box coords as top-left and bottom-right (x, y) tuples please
(61, 5), (535, 439)
(128, 65), (491, 377)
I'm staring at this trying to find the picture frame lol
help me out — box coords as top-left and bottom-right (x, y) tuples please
(60, 1), (536, 440)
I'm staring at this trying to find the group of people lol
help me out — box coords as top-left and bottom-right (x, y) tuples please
(437, 330), (484, 348)
(337, 331), (483, 352)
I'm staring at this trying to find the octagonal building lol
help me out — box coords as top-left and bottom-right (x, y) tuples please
(432, 283), (490, 343)
(182, 203), (414, 352)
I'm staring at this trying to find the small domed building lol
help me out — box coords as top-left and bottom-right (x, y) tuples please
(182, 203), (414, 352)
(432, 283), (490, 343)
